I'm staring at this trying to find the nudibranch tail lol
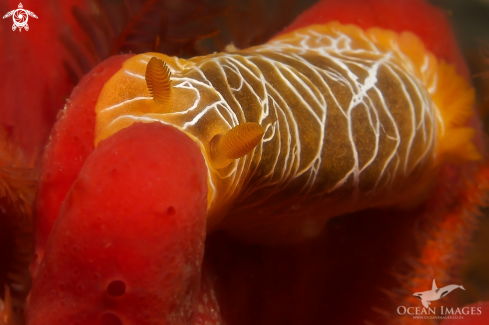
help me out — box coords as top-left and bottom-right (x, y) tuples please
(145, 57), (172, 105)
(210, 122), (265, 169)
(430, 61), (481, 163)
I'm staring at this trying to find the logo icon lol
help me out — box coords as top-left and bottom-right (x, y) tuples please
(2, 3), (38, 32)
(413, 279), (465, 308)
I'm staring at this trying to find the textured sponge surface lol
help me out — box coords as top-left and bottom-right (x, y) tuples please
(26, 122), (208, 325)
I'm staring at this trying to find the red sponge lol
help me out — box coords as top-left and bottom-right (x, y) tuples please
(33, 54), (133, 277)
(26, 122), (208, 325)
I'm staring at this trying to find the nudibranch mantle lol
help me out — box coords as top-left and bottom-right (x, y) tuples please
(94, 22), (477, 243)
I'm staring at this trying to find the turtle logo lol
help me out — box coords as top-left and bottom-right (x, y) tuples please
(2, 3), (38, 32)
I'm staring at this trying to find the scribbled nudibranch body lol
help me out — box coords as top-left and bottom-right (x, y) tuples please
(95, 22), (478, 243)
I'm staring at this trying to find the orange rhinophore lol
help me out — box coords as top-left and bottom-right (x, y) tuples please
(210, 122), (265, 169)
(21, 0), (489, 325)
(145, 57), (172, 105)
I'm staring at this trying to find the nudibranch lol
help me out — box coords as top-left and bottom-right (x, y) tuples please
(93, 22), (478, 244)
(21, 0), (489, 324)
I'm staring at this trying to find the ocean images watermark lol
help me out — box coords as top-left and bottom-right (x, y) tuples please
(2, 3), (38, 32)
(396, 279), (483, 320)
